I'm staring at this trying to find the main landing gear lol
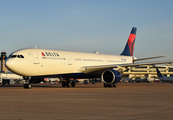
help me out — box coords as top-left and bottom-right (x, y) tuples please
(62, 79), (76, 87)
(103, 83), (117, 88)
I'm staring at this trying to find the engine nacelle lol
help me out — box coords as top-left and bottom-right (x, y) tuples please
(101, 69), (122, 84)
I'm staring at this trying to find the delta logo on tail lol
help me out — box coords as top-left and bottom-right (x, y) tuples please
(121, 27), (137, 56)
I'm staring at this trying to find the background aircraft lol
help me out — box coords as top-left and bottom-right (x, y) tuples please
(156, 68), (173, 84)
(129, 74), (155, 83)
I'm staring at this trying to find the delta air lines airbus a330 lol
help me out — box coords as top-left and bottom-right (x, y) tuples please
(5, 27), (172, 89)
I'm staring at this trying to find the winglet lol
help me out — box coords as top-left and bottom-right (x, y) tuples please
(120, 27), (137, 56)
(156, 68), (163, 77)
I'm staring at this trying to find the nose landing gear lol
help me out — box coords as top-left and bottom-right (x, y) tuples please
(23, 76), (32, 89)
(24, 83), (32, 89)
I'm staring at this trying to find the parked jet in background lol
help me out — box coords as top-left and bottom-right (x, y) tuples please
(5, 27), (173, 89)
(156, 68), (173, 84)
(131, 74), (156, 83)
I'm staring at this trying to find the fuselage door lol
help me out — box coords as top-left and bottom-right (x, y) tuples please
(32, 52), (40, 64)
(66, 55), (72, 65)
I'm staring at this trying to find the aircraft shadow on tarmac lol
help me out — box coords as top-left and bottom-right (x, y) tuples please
(0, 83), (103, 88)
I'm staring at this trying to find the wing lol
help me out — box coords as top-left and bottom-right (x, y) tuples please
(77, 61), (173, 74)
(119, 61), (173, 67)
(77, 65), (118, 74)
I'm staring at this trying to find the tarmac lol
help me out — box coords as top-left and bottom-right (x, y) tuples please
(0, 83), (173, 120)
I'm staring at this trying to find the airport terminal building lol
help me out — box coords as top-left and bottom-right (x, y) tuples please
(122, 65), (173, 78)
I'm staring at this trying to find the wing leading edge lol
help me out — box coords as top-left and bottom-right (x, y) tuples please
(77, 61), (173, 74)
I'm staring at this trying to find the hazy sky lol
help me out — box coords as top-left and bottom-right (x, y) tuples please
(1, 0), (173, 61)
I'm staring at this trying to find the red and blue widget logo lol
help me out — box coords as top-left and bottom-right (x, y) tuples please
(41, 52), (59, 57)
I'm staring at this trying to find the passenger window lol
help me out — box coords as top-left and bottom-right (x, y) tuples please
(17, 55), (20, 58)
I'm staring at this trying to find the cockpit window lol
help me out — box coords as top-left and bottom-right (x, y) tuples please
(10, 55), (24, 58)
(20, 55), (24, 58)
(11, 55), (17, 58)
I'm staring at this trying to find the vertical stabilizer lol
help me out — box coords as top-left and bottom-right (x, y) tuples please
(120, 27), (137, 56)
(156, 68), (163, 77)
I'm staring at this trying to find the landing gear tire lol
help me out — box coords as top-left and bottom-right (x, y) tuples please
(104, 83), (117, 88)
(104, 83), (108, 88)
(67, 82), (71, 87)
(113, 84), (117, 88)
(61, 79), (76, 88)
(108, 84), (113, 87)
(24, 84), (31, 89)
(71, 81), (75, 87)
(62, 81), (66, 87)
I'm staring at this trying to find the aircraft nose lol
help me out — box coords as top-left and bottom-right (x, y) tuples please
(5, 59), (14, 70)
(5, 58), (26, 76)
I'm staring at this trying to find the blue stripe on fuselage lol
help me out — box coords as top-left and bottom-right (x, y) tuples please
(32, 73), (100, 79)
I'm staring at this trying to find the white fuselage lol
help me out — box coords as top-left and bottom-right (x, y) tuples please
(5, 48), (133, 77)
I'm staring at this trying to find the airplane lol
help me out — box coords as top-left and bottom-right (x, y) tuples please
(156, 68), (173, 84)
(130, 74), (155, 83)
(5, 27), (173, 89)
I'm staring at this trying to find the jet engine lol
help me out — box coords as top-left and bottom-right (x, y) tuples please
(101, 69), (122, 84)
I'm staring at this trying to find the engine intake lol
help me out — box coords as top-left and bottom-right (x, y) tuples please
(101, 69), (121, 84)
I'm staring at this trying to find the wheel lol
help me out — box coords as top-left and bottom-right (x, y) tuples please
(28, 84), (31, 89)
(113, 84), (117, 88)
(104, 83), (108, 88)
(24, 84), (27, 88)
(71, 81), (75, 87)
(108, 84), (113, 87)
(62, 81), (66, 87)
(24, 84), (31, 89)
(67, 81), (71, 87)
